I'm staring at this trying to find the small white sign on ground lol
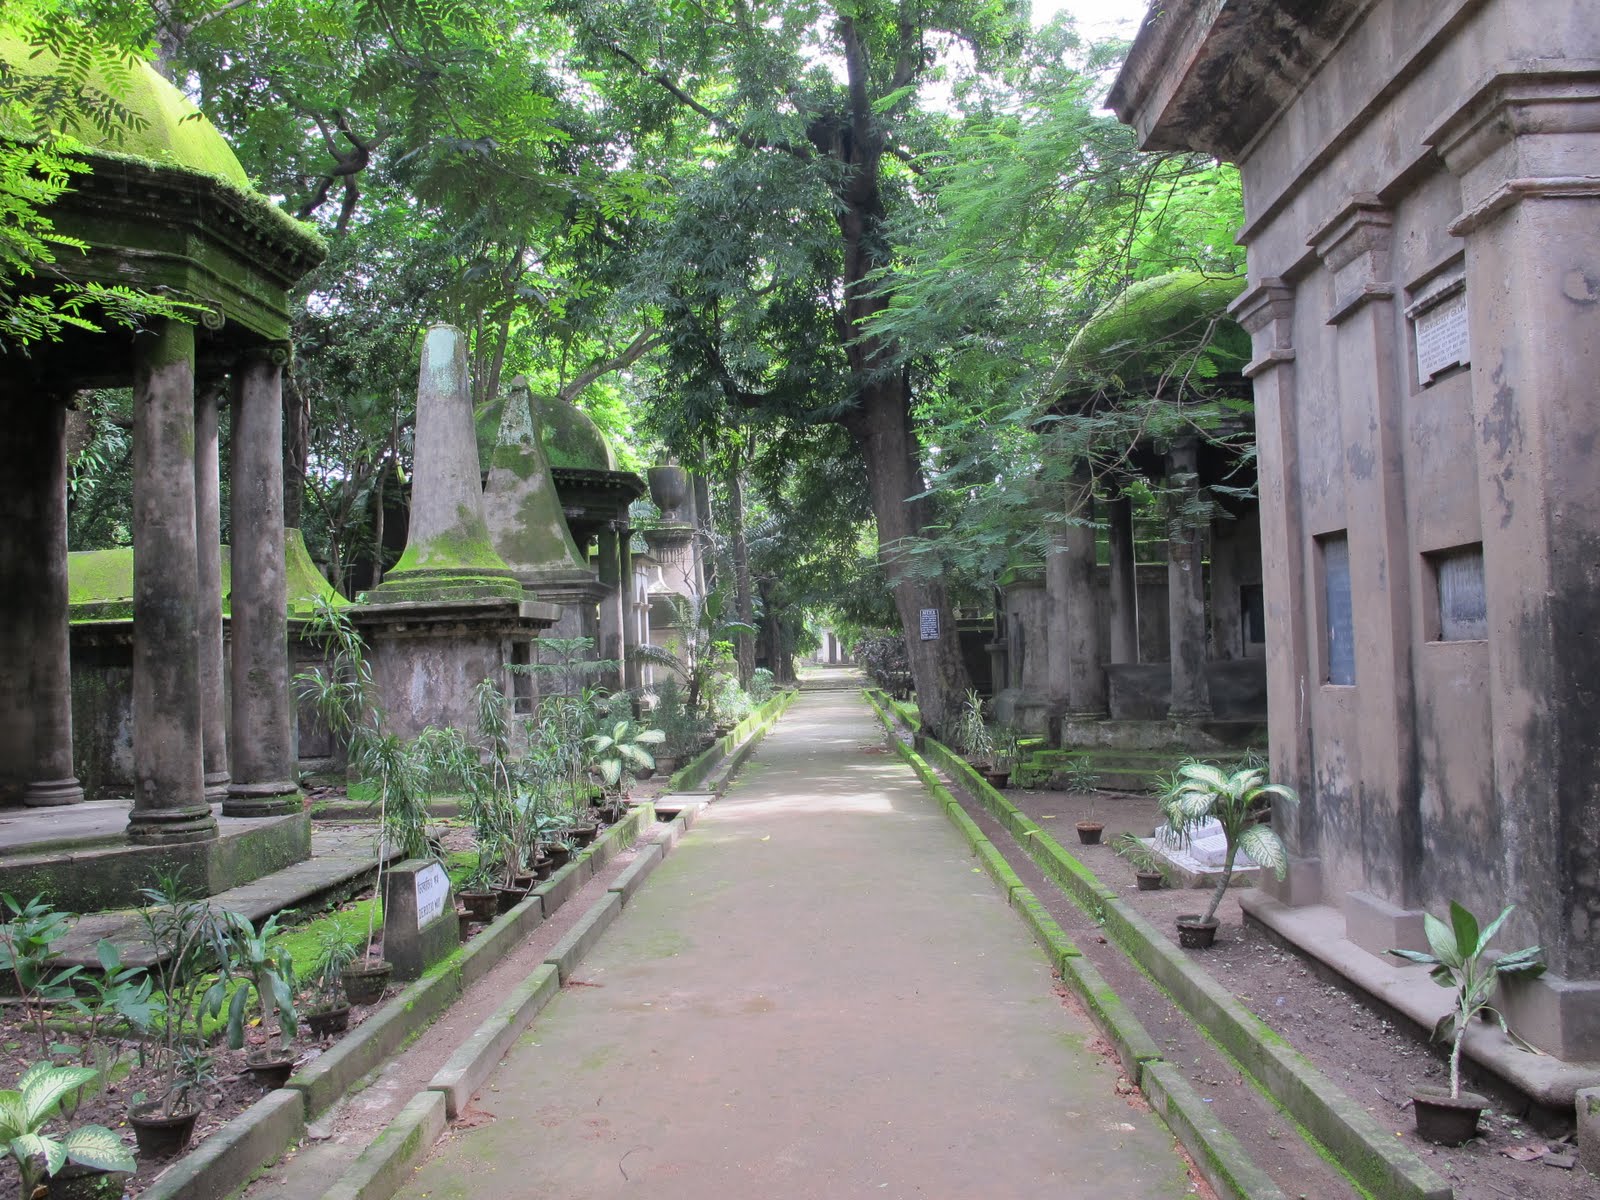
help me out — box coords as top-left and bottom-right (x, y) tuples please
(415, 862), (451, 929)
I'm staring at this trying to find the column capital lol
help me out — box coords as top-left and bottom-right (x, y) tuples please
(1232, 278), (1298, 379)
(1310, 195), (1395, 323)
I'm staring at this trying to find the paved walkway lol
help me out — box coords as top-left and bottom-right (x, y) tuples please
(398, 687), (1189, 1199)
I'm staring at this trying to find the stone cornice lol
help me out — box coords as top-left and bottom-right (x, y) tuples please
(1310, 196), (1395, 323)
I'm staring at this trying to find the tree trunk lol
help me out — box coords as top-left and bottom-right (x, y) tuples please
(727, 467), (756, 686)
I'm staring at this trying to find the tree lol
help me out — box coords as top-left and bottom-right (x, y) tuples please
(562, 0), (1035, 734)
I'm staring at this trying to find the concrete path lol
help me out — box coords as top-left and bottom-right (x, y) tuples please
(397, 688), (1190, 1200)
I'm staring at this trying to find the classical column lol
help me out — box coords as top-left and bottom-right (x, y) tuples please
(129, 320), (216, 844)
(1106, 489), (1139, 665)
(226, 348), (300, 816)
(620, 523), (640, 691)
(1232, 279), (1317, 885)
(1044, 525), (1070, 748)
(194, 382), (230, 803)
(1311, 196), (1419, 904)
(1165, 440), (1210, 718)
(7, 398), (84, 806)
(597, 522), (624, 691)
(1063, 469), (1106, 716)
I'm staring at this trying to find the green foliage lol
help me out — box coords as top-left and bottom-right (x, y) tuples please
(949, 689), (993, 763)
(0, 893), (82, 1055)
(203, 910), (298, 1051)
(631, 585), (755, 716)
(1158, 760), (1297, 926)
(0, 1061), (134, 1196)
(585, 719), (665, 792)
(1112, 831), (1164, 879)
(1388, 903), (1545, 1098)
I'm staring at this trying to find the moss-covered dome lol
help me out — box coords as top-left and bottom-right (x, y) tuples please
(1063, 272), (1250, 386)
(0, 32), (250, 190)
(539, 396), (617, 472)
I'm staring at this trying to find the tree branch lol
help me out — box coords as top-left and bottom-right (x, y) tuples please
(555, 328), (663, 402)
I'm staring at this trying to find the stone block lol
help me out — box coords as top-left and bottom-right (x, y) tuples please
(382, 858), (459, 981)
(1344, 890), (1428, 957)
(1259, 856), (1322, 908)
(1499, 971), (1600, 1064)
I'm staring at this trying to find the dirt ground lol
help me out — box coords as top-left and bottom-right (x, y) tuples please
(1001, 785), (1600, 1200)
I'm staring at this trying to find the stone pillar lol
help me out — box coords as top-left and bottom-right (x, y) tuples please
(1233, 280), (1318, 884)
(621, 524), (640, 691)
(1311, 196), (1419, 903)
(3, 398), (84, 806)
(129, 320), (216, 844)
(1165, 440), (1210, 718)
(597, 523), (624, 691)
(226, 349), (300, 816)
(1106, 490), (1139, 665)
(1432, 67), (1600, 978)
(194, 383), (230, 803)
(1044, 525), (1070, 748)
(1063, 470), (1106, 716)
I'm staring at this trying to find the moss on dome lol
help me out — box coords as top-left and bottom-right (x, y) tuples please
(1063, 272), (1250, 387)
(539, 396), (617, 472)
(0, 32), (249, 190)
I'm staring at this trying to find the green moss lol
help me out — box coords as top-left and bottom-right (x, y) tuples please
(1062, 271), (1250, 386)
(67, 547), (134, 621)
(285, 527), (348, 614)
(537, 396), (617, 472)
(0, 32), (249, 189)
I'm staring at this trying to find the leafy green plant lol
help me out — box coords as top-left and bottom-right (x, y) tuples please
(133, 1043), (214, 1119)
(0, 1062), (134, 1197)
(630, 585), (755, 716)
(74, 939), (155, 1070)
(135, 871), (217, 1078)
(1157, 759), (1298, 926)
(1112, 832), (1164, 878)
(749, 668), (776, 704)
(587, 720), (666, 793)
(0, 893), (82, 1053)
(1388, 903), (1545, 1098)
(991, 725), (1020, 769)
(1061, 755), (1101, 793)
(205, 911), (298, 1053)
(949, 689), (993, 763)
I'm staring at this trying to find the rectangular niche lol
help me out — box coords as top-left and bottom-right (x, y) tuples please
(1318, 533), (1355, 685)
(1426, 543), (1488, 642)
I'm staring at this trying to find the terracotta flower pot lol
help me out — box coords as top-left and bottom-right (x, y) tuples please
(1176, 914), (1219, 949)
(1411, 1086), (1488, 1145)
(1135, 870), (1164, 891)
(245, 1048), (297, 1089)
(459, 890), (497, 922)
(128, 1100), (199, 1157)
(304, 1005), (351, 1038)
(1076, 821), (1105, 845)
(341, 959), (393, 1006)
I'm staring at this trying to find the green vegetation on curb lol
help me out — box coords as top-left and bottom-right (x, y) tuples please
(670, 689), (797, 791)
(864, 690), (1451, 1200)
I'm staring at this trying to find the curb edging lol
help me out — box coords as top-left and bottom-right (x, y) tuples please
(429, 964), (561, 1118)
(320, 1090), (448, 1200)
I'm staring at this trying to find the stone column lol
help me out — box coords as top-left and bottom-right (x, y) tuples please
(4, 398), (84, 806)
(194, 382), (230, 803)
(129, 320), (216, 844)
(1063, 469), (1106, 716)
(1106, 490), (1139, 665)
(226, 349), (299, 816)
(1311, 196), (1419, 904)
(1232, 279), (1317, 887)
(620, 524), (640, 691)
(597, 523), (624, 691)
(1044, 524), (1070, 748)
(1165, 440), (1210, 718)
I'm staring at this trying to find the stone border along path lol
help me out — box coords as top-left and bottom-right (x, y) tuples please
(862, 688), (1456, 1200)
(390, 684), (1194, 1200)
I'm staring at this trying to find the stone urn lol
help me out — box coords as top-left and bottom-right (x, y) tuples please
(648, 465), (690, 522)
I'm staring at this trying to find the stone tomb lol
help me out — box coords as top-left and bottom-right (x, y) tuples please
(382, 858), (459, 981)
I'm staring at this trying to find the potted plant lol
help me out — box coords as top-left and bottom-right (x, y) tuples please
(950, 689), (994, 771)
(303, 928), (360, 1038)
(1387, 902), (1545, 1144)
(128, 1043), (212, 1157)
(457, 863), (499, 923)
(1066, 757), (1104, 843)
(1157, 759), (1297, 948)
(984, 726), (1020, 789)
(1112, 832), (1166, 891)
(0, 1063), (134, 1199)
(586, 719), (666, 798)
(205, 910), (299, 1086)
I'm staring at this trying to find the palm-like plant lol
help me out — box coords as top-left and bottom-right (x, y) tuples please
(1388, 902), (1545, 1099)
(0, 1063), (135, 1196)
(586, 721), (666, 793)
(629, 585), (756, 716)
(1158, 759), (1298, 925)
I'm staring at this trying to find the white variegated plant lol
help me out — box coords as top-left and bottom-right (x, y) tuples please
(1158, 760), (1298, 927)
(585, 721), (666, 792)
(1388, 902), (1545, 1098)
(0, 1062), (135, 1196)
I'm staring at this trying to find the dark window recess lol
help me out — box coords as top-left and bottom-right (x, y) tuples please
(1241, 584), (1266, 645)
(1323, 535), (1355, 685)
(511, 642), (536, 714)
(1436, 545), (1488, 641)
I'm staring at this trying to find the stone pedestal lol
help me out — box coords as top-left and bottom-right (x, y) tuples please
(382, 857), (459, 981)
(128, 320), (216, 845)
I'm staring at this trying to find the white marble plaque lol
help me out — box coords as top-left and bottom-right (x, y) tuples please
(1414, 290), (1469, 380)
(414, 862), (450, 929)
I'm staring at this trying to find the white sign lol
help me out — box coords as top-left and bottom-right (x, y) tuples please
(414, 863), (450, 929)
(918, 608), (940, 641)
(1414, 289), (1469, 381)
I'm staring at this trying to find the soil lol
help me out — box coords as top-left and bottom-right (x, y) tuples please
(987, 783), (1600, 1200)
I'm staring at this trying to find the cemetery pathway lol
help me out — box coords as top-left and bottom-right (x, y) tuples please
(395, 683), (1193, 1200)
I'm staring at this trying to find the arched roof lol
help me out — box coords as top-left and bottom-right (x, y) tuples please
(0, 33), (250, 190)
(1063, 272), (1250, 387)
(539, 396), (618, 472)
